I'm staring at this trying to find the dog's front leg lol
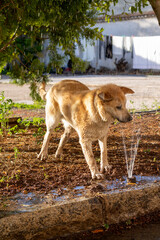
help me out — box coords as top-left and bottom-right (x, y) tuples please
(98, 136), (112, 173)
(80, 140), (105, 180)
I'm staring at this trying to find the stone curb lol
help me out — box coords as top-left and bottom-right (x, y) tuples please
(0, 183), (160, 240)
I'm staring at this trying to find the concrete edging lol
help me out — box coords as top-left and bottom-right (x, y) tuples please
(0, 183), (160, 240)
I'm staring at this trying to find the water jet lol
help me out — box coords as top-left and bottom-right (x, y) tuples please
(122, 128), (141, 180)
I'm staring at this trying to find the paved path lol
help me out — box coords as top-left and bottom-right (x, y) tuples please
(0, 74), (160, 110)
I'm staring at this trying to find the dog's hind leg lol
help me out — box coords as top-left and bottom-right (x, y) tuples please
(38, 102), (61, 160)
(99, 136), (112, 173)
(55, 121), (73, 158)
(80, 140), (105, 180)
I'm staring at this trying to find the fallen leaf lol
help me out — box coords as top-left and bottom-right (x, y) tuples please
(92, 229), (104, 234)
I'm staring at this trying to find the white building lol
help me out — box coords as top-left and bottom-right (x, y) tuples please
(76, 2), (160, 71)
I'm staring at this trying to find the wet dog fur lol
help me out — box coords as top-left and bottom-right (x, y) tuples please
(38, 80), (134, 179)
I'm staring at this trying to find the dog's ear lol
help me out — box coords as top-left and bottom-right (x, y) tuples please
(120, 86), (134, 95)
(98, 92), (113, 102)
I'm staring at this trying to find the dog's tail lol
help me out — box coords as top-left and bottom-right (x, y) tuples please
(39, 81), (47, 100)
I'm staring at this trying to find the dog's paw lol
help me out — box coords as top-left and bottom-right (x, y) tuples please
(55, 151), (62, 159)
(37, 152), (48, 160)
(104, 165), (112, 173)
(92, 173), (105, 180)
(54, 153), (64, 160)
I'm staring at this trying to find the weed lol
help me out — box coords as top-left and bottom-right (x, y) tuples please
(44, 172), (49, 180)
(19, 117), (44, 131)
(129, 100), (136, 114)
(151, 100), (160, 111)
(13, 101), (45, 109)
(54, 123), (62, 132)
(104, 223), (109, 230)
(15, 174), (20, 181)
(2, 203), (8, 208)
(136, 114), (142, 119)
(14, 147), (20, 160)
(20, 118), (31, 129)
(0, 91), (13, 135)
(141, 102), (150, 112)
(8, 122), (26, 135)
(0, 176), (7, 183)
(113, 119), (119, 125)
(144, 149), (151, 153)
(126, 219), (132, 226)
(32, 117), (45, 127)
(155, 111), (160, 115)
(40, 166), (49, 179)
(33, 125), (45, 144)
(95, 158), (100, 163)
(153, 157), (157, 162)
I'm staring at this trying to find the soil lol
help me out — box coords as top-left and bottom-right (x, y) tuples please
(0, 109), (160, 197)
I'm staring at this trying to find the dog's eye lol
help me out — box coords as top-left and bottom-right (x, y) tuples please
(116, 106), (122, 110)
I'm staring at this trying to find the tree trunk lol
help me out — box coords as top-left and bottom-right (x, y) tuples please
(149, 0), (160, 25)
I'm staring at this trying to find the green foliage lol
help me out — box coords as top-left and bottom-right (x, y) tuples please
(0, 0), (149, 100)
(0, 91), (13, 135)
(14, 147), (20, 160)
(13, 101), (45, 109)
(33, 126), (45, 144)
(126, 219), (132, 226)
(104, 223), (109, 230)
(0, 91), (45, 136)
(151, 100), (160, 111)
(95, 157), (101, 163)
(32, 117), (45, 126)
(18, 117), (45, 130)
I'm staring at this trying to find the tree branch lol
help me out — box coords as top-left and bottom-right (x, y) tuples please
(149, 0), (160, 25)
(0, 26), (19, 52)
(0, 3), (10, 11)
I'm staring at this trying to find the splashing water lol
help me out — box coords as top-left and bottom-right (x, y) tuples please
(122, 128), (141, 179)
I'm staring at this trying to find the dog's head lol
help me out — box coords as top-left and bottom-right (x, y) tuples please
(97, 84), (134, 122)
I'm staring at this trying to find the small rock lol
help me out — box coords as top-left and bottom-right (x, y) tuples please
(23, 190), (28, 194)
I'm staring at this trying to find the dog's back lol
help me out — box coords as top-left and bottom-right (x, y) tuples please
(51, 80), (89, 95)
(39, 80), (89, 101)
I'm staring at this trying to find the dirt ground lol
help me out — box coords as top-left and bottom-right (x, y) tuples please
(0, 108), (160, 197)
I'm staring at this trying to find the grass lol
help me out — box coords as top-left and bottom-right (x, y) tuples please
(12, 101), (45, 110)
(129, 100), (160, 113)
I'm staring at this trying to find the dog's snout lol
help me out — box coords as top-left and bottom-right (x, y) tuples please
(117, 113), (133, 123)
(128, 114), (132, 122)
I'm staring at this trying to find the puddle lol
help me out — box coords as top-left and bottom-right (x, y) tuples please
(74, 186), (85, 190)
(0, 175), (160, 218)
(106, 175), (160, 192)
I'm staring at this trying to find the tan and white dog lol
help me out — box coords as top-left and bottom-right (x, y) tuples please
(38, 80), (134, 179)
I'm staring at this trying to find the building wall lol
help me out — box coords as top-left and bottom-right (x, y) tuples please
(97, 18), (160, 37)
(77, 16), (160, 70)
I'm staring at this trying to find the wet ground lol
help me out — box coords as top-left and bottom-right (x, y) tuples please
(0, 175), (160, 219)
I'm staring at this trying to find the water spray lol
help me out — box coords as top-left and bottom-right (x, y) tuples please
(122, 128), (141, 183)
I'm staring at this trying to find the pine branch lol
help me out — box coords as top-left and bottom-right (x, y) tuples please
(0, 25), (19, 53)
